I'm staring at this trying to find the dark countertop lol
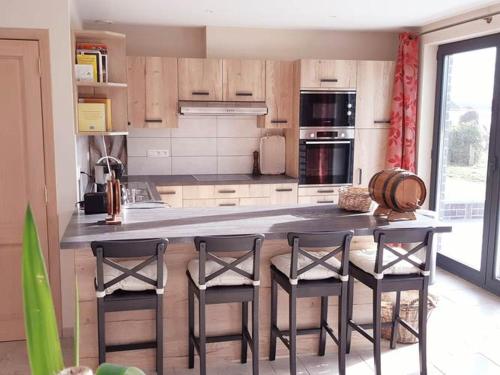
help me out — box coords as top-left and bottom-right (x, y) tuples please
(60, 205), (452, 249)
(121, 174), (299, 187)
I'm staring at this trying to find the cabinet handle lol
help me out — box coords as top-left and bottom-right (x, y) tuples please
(358, 168), (363, 185)
(162, 191), (176, 195)
(192, 91), (210, 96)
(270, 119), (288, 124)
(145, 119), (163, 123)
(317, 200), (334, 204)
(275, 188), (293, 192)
(218, 189), (236, 194)
(235, 91), (253, 96)
(320, 78), (338, 83)
(219, 203), (236, 207)
(374, 120), (391, 124)
(317, 189), (335, 194)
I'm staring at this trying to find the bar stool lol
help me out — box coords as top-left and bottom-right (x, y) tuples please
(346, 228), (435, 375)
(91, 238), (168, 375)
(187, 234), (264, 375)
(269, 231), (354, 375)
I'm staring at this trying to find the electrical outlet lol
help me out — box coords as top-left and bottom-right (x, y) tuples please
(147, 149), (170, 158)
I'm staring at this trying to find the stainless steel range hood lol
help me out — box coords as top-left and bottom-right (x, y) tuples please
(179, 101), (268, 116)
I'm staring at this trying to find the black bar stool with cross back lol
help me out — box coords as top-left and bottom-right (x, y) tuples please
(91, 238), (168, 375)
(346, 227), (435, 375)
(186, 234), (264, 375)
(269, 230), (354, 375)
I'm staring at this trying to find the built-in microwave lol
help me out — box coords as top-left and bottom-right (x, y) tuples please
(300, 90), (356, 128)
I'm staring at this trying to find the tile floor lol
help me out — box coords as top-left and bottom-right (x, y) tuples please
(1, 269), (499, 374)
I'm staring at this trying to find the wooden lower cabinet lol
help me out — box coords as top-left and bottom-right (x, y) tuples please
(160, 182), (298, 208)
(183, 199), (216, 208)
(240, 197), (271, 206)
(158, 186), (183, 208)
(298, 195), (338, 204)
(269, 183), (298, 204)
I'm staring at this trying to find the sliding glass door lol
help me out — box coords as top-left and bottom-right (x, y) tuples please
(432, 33), (500, 295)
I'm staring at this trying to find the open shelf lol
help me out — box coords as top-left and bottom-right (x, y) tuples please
(76, 81), (127, 88)
(73, 29), (128, 134)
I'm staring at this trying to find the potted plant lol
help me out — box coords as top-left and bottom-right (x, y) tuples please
(22, 207), (145, 375)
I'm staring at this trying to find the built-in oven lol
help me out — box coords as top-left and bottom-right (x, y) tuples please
(300, 90), (356, 128)
(299, 128), (354, 185)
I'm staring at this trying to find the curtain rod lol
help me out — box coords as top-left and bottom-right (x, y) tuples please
(419, 10), (500, 36)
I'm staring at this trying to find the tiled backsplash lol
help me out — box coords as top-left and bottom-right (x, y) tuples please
(127, 116), (282, 175)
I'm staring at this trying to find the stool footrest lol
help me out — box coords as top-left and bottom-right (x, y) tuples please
(396, 316), (419, 338)
(106, 341), (157, 353)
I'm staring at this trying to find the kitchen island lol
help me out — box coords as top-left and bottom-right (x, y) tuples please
(60, 204), (451, 371)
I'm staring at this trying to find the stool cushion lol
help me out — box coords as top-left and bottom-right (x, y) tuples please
(271, 251), (342, 281)
(187, 257), (254, 288)
(102, 259), (168, 295)
(350, 248), (423, 277)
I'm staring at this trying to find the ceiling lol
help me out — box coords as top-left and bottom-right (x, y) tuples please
(75, 0), (499, 30)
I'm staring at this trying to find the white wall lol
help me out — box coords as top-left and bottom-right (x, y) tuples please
(206, 26), (399, 60)
(417, 3), (500, 202)
(0, 0), (78, 235)
(83, 23), (207, 57)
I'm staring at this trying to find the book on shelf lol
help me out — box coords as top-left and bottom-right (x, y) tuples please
(78, 102), (106, 132)
(78, 98), (112, 131)
(75, 42), (108, 82)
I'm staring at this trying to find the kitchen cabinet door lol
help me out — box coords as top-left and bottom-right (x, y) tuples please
(300, 59), (357, 89)
(178, 58), (223, 101)
(356, 60), (395, 128)
(270, 183), (298, 204)
(259, 60), (295, 129)
(353, 128), (389, 187)
(223, 59), (265, 101)
(158, 185), (183, 207)
(127, 56), (178, 128)
(127, 56), (146, 127)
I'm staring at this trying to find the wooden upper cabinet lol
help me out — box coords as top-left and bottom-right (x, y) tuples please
(356, 60), (395, 128)
(300, 59), (357, 89)
(127, 56), (178, 128)
(259, 60), (295, 129)
(178, 58), (223, 101)
(222, 59), (265, 101)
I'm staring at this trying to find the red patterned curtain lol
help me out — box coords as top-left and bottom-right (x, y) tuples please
(386, 32), (420, 172)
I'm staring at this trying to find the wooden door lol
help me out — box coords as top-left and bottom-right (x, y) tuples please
(259, 60), (294, 129)
(178, 58), (223, 101)
(222, 59), (265, 101)
(0, 39), (49, 341)
(127, 56), (178, 128)
(353, 128), (389, 187)
(356, 60), (395, 128)
(300, 59), (357, 89)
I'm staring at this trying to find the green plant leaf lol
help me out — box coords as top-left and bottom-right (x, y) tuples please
(22, 206), (64, 375)
(96, 363), (146, 375)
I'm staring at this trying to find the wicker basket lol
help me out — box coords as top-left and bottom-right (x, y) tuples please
(338, 187), (372, 212)
(381, 291), (438, 344)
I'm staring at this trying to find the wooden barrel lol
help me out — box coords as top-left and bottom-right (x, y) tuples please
(368, 169), (427, 213)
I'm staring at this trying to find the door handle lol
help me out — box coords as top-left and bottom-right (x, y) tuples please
(219, 203), (236, 206)
(320, 78), (338, 83)
(218, 189), (236, 194)
(358, 168), (363, 185)
(192, 91), (210, 96)
(489, 155), (498, 171)
(235, 91), (253, 96)
(276, 188), (293, 192)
